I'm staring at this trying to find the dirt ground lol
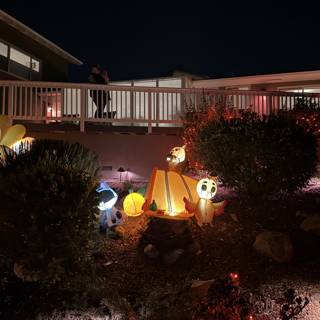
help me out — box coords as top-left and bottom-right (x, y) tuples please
(1, 180), (320, 319)
(95, 180), (320, 319)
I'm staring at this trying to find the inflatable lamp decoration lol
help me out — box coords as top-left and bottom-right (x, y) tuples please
(143, 168), (198, 220)
(184, 177), (227, 226)
(96, 181), (124, 230)
(123, 192), (145, 217)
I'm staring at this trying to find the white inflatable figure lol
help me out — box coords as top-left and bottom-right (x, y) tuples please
(184, 177), (227, 226)
(96, 181), (124, 232)
(166, 145), (188, 173)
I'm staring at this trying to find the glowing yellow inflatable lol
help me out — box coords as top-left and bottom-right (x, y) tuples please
(143, 168), (198, 220)
(0, 116), (34, 160)
(184, 177), (227, 226)
(123, 192), (145, 217)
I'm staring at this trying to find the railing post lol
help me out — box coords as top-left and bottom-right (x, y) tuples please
(148, 91), (152, 134)
(130, 82), (134, 126)
(155, 80), (159, 127)
(7, 85), (13, 125)
(267, 95), (272, 115)
(80, 88), (86, 132)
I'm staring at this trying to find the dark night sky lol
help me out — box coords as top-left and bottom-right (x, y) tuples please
(1, 0), (320, 82)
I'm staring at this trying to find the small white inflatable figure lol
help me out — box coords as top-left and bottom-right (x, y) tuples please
(96, 181), (124, 232)
(166, 145), (188, 173)
(184, 177), (227, 226)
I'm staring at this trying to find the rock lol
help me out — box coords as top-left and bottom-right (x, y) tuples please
(230, 213), (239, 222)
(144, 244), (160, 259)
(140, 218), (193, 251)
(163, 248), (184, 265)
(253, 231), (294, 263)
(187, 241), (202, 255)
(14, 263), (38, 282)
(170, 221), (190, 235)
(300, 215), (320, 236)
(191, 279), (214, 299)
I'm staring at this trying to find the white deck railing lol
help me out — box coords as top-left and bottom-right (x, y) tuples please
(1, 80), (320, 133)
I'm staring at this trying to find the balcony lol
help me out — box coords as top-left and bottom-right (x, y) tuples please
(1, 80), (320, 134)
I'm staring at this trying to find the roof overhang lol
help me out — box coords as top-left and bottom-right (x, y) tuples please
(0, 9), (82, 66)
(193, 70), (320, 88)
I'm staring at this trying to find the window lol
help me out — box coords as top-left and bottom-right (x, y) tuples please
(1, 43), (42, 79)
(31, 58), (40, 72)
(0, 41), (8, 57)
(10, 47), (31, 68)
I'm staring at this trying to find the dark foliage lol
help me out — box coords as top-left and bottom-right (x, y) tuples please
(0, 139), (100, 288)
(192, 273), (254, 319)
(195, 111), (317, 197)
(276, 288), (309, 320)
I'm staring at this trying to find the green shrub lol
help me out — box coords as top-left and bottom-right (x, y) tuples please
(195, 111), (318, 197)
(0, 139), (100, 287)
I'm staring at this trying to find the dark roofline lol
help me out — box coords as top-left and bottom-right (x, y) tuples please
(0, 9), (82, 66)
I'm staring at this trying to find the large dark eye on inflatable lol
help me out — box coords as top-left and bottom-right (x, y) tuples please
(116, 211), (122, 219)
(201, 184), (207, 191)
(211, 186), (216, 193)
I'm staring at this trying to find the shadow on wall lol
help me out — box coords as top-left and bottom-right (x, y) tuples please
(29, 131), (183, 181)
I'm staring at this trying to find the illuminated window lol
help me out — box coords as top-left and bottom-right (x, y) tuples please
(31, 58), (40, 72)
(10, 47), (31, 68)
(0, 41), (8, 57)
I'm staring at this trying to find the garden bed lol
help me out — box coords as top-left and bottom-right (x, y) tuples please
(1, 180), (320, 319)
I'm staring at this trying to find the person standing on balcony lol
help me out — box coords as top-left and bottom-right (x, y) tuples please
(88, 65), (107, 118)
(101, 69), (112, 117)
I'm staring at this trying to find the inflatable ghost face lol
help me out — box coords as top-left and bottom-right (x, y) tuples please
(197, 178), (217, 200)
(96, 182), (124, 230)
(184, 177), (226, 226)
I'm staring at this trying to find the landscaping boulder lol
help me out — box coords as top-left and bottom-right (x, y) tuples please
(144, 244), (160, 259)
(300, 215), (320, 236)
(253, 231), (294, 263)
(190, 279), (214, 299)
(14, 263), (38, 282)
(163, 248), (184, 265)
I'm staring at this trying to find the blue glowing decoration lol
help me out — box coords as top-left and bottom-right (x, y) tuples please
(96, 181), (123, 231)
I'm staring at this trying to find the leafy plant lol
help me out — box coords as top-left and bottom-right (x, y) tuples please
(192, 111), (317, 197)
(0, 139), (100, 288)
(192, 273), (254, 320)
(276, 289), (309, 320)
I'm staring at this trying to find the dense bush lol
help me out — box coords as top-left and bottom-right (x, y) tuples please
(0, 139), (100, 287)
(195, 111), (318, 197)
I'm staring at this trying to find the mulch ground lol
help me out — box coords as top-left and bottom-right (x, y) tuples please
(96, 183), (320, 319)
(1, 182), (320, 319)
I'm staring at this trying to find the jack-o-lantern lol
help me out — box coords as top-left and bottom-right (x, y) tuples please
(123, 192), (145, 217)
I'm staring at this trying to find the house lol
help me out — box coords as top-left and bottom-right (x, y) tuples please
(0, 9), (82, 82)
(191, 70), (320, 93)
(0, 9), (319, 181)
